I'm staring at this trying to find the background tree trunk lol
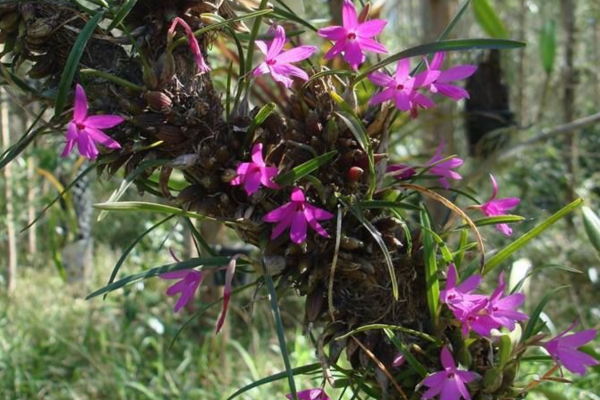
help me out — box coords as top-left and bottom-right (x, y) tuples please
(1, 89), (17, 294)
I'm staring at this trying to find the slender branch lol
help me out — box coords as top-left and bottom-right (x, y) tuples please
(464, 112), (600, 184)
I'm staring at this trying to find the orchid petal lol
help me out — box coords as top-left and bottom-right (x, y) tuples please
(356, 19), (387, 37)
(342, 0), (358, 30)
(73, 84), (88, 121)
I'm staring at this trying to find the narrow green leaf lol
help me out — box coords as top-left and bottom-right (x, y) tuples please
(339, 196), (398, 300)
(225, 363), (321, 400)
(103, 215), (175, 299)
(22, 163), (97, 232)
(335, 111), (376, 199)
(302, 69), (354, 90)
(274, 150), (337, 186)
(244, 0), (272, 80)
(335, 324), (442, 345)
(522, 286), (569, 341)
(185, 218), (218, 257)
(354, 38), (525, 85)
(582, 206), (600, 256)
(54, 10), (105, 117)
(454, 229), (470, 269)
(383, 328), (428, 378)
(455, 215), (525, 229)
(93, 201), (230, 223)
(271, 7), (318, 32)
(473, 0), (509, 39)
(263, 271), (297, 400)
(359, 200), (422, 212)
(484, 199), (583, 275)
(107, 0), (139, 30)
(247, 102), (276, 140)
(421, 210), (440, 330)
(98, 159), (170, 221)
(540, 20), (557, 74)
(87, 257), (239, 299)
(171, 9), (274, 49)
(0, 107), (47, 171)
(438, 0), (471, 41)
(498, 334), (512, 367)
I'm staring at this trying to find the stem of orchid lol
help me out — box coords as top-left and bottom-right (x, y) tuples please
(243, 0), (272, 95)
(80, 69), (144, 92)
(263, 266), (299, 400)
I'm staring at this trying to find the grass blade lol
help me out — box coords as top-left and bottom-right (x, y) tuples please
(98, 159), (170, 221)
(522, 286), (569, 341)
(225, 363), (321, 400)
(103, 215), (175, 299)
(87, 257), (240, 299)
(263, 270), (298, 399)
(420, 209), (440, 331)
(484, 199), (583, 275)
(275, 150), (337, 186)
(54, 10), (105, 118)
(93, 201), (230, 223)
(354, 38), (526, 85)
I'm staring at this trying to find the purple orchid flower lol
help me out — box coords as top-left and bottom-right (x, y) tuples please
(368, 59), (440, 113)
(317, 0), (388, 70)
(159, 269), (203, 313)
(253, 25), (316, 88)
(421, 347), (478, 400)
(263, 187), (334, 244)
(230, 143), (280, 195)
(427, 141), (464, 189)
(475, 174), (521, 236)
(386, 163), (417, 180)
(286, 388), (331, 400)
(62, 84), (123, 160)
(542, 322), (599, 375)
(440, 264), (487, 320)
(425, 53), (477, 101)
(464, 273), (528, 337)
(168, 17), (210, 73)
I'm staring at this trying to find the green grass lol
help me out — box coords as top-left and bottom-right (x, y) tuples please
(0, 250), (344, 400)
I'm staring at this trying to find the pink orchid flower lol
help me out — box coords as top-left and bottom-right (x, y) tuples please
(369, 59), (439, 113)
(387, 142), (463, 188)
(263, 187), (334, 244)
(168, 17), (210, 74)
(231, 143), (280, 195)
(386, 163), (417, 181)
(317, 0), (388, 70)
(253, 25), (316, 88)
(426, 53), (477, 101)
(440, 264), (486, 320)
(159, 269), (203, 313)
(474, 174), (521, 236)
(421, 347), (478, 400)
(463, 273), (528, 337)
(286, 388), (331, 400)
(542, 322), (598, 375)
(427, 141), (464, 189)
(62, 84), (123, 160)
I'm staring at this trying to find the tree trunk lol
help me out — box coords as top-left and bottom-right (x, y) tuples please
(1, 89), (17, 294)
(420, 0), (458, 151)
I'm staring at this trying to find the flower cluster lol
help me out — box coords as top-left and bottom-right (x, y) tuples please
(431, 263), (598, 400)
(441, 264), (528, 337)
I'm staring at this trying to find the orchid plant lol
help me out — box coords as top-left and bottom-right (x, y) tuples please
(1, 1), (596, 400)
